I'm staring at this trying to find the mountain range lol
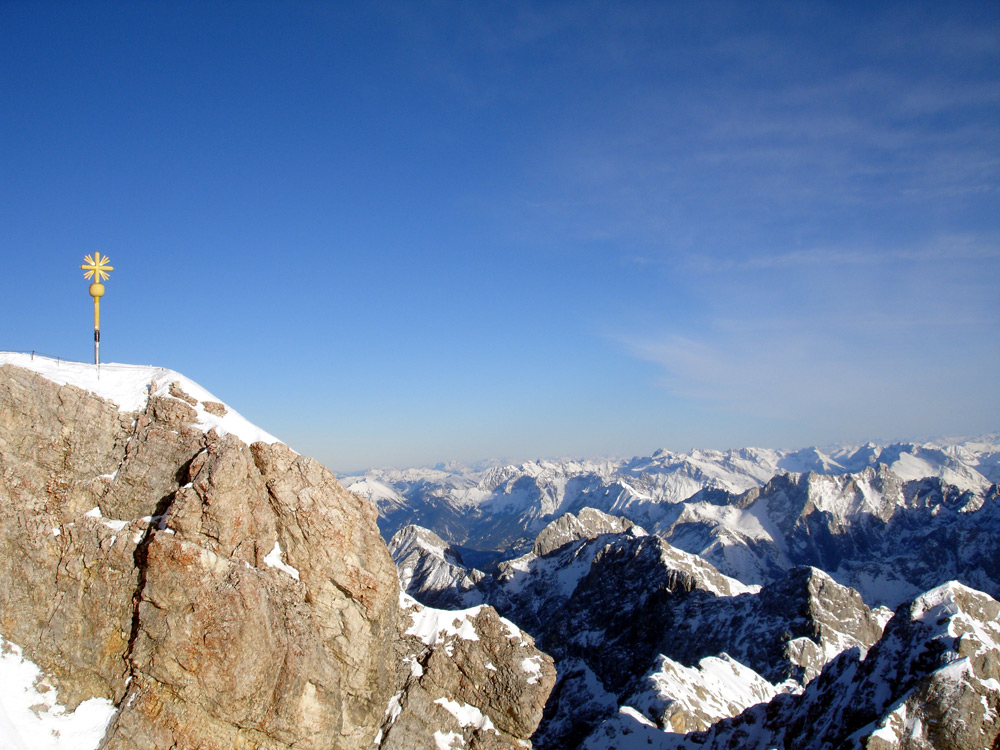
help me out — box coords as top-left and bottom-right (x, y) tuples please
(347, 438), (1000, 606)
(355, 440), (1000, 748)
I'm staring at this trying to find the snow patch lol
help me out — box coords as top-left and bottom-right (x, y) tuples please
(406, 605), (483, 646)
(264, 541), (300, 580)
(433, 698), (496, 732)
(433, 729), (465, 749)
(521, 655), (543, 685)
(0, 636), (116, 750)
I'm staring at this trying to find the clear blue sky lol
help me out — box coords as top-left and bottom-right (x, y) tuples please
(3, 1), (998, 472)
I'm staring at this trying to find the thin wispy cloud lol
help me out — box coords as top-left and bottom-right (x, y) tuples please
(504, 4), (999, 263)
(615, 312), (1000, 443)
(682, 236), (1000, 273)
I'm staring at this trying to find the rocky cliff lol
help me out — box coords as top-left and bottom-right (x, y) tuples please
(395, 506), (999, 749)
(0, 354), (554, 749)
(587, 581), (1000, 750)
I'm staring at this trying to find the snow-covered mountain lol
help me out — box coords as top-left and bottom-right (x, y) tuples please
(347, 438), (1000, 563)
(393, 510), (904, 748)
(350, 440), (1000, 606)
(376, 442), (999, 748)
(587, 582), (1000, 750)
(656, 465), (1000, 606)
(393, 506), (999, 749)
(388, 525), (486, 609)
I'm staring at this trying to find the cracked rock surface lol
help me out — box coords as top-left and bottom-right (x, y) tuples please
(0, 362), (553, 749)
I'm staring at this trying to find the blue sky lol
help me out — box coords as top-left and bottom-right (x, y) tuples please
(2, 1), (998, 472)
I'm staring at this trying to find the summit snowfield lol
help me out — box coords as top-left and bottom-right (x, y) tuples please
(0, 352), (282, 447)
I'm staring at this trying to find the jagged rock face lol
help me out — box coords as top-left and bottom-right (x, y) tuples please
(376, 601), (556, 749)
(374, 449), (1000, 747)
(0, 361), (553, 750)
(0, 364), (398, 747)
(659, 582), (1000, 750)
(530, 506), (638, 557)
(536, 553), (887, 746)
(389, 525), (486, 609)
(494, 523), (882, 747)
(625, 653), (781, 734)
(393, 508), (891, 748)
(660, 467), (1000, 606)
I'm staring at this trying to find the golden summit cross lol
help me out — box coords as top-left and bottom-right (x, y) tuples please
(81, 253), (114, 366)
(81, 253), (114, 282)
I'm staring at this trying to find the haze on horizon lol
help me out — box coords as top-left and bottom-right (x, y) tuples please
(2, 1), (998, 472)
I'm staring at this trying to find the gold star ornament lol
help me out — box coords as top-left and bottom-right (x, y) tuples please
(81, 253), (114, 283)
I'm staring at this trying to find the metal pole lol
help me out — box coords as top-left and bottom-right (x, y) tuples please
(94, 295), (100, 366)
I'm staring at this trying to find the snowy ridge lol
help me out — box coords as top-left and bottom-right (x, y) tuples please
(624, 654), (781, 733)
(0, 352), (283, 447)
(351, 435), (1000, 563)
(394, 504), (990, 748)
(401, 593), (526, 655)
(577, 581), (1000, 749)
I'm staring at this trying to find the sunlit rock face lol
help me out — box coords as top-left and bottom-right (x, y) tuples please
(0, 358), (554, 750)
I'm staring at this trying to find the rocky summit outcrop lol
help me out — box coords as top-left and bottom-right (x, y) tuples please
(376, 598), (555, 749)
(0, 357), (553, 749)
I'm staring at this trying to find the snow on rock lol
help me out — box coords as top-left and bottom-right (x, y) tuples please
(432, 729), (464, 749)
(433, 698), (496, 733)
(404, 599), (483, 646)
(83, 506), (128, 532)
(531, 507), (645, 557)
(624, 653), (781, 733)
(263, 541), (301, 580)
(385, 594), (554, 748)
(521, 655), (543, 685)
(389, 525), (486, 609)
(659, 581), (1000, 750)
(908, 581), (1000, 652)
(0, 636), (116, 750)
(0, 352), (283, 447)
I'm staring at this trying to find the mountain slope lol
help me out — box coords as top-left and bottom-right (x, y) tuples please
(658, 467), (1000, 605)
(585, 582), (1000, 750)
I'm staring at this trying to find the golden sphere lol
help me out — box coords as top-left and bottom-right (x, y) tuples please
(89, 282), (105, 297)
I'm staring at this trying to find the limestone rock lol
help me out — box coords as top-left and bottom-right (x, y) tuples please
(0, 358), (553, 749)
(375, 600), (556, 749)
